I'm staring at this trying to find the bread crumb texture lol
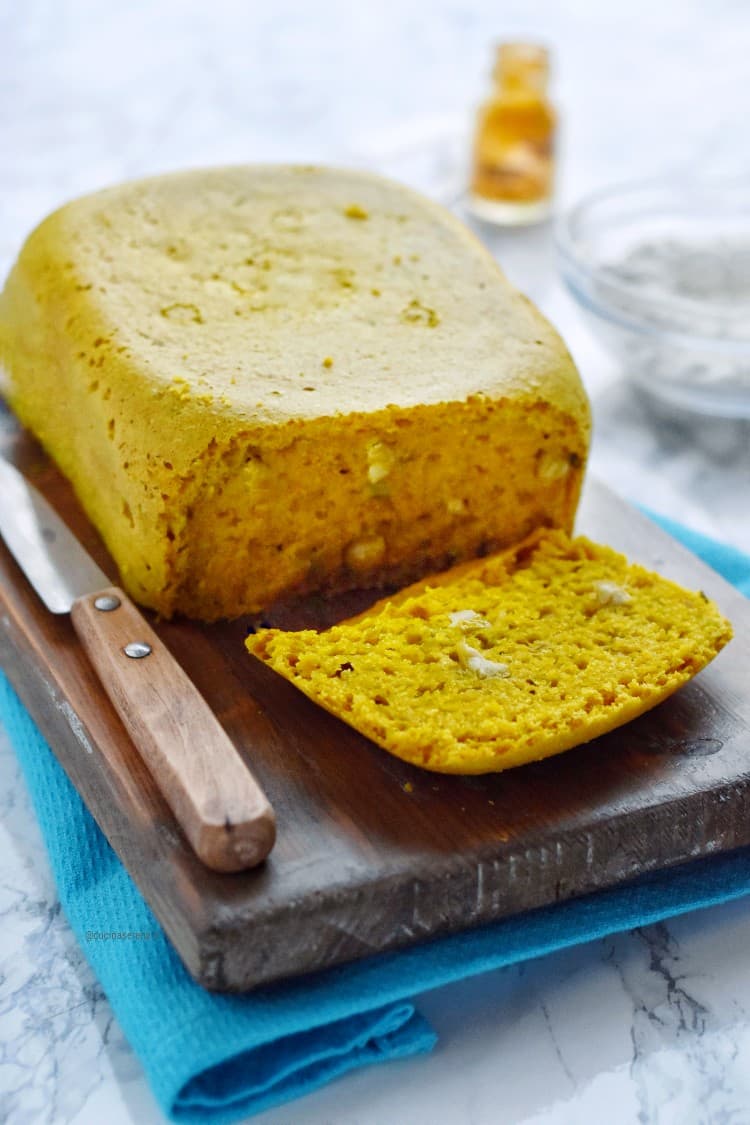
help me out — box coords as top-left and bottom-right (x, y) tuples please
(0, 165), (589, 620)
(248, 529), (733, 774)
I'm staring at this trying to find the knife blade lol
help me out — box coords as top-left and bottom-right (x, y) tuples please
(0, 458), (111, 612)
(0, 456), (275, 872)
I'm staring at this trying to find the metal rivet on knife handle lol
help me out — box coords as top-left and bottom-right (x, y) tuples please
(123, 640), (153, 659)
(94, 594), (121, 612)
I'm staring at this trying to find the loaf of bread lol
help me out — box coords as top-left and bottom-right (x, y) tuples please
(0, 166), (590, 620)
(248, 530), (733, 773)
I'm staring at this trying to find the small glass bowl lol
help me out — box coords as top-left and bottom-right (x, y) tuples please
(556, 179), (750, 417)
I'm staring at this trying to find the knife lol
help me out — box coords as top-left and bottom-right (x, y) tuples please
(0, 457), (275, 873)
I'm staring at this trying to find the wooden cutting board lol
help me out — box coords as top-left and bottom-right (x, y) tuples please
(1, 400), (749, 993)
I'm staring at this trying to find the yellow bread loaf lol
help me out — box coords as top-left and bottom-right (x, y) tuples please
(247, 530), (733, 774)
(0, 166), (589, 620)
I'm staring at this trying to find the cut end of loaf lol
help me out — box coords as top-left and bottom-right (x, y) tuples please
(167, 397), (586, 620)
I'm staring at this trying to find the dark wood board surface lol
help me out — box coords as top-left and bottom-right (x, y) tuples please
(1, 399), (749, 992)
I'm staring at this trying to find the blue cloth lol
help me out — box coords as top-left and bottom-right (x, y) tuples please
(642, 510), (750, 598)
(2, 511), (749, 1123)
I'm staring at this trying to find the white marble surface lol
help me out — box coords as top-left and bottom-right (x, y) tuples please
(2, 1), (750, 1122)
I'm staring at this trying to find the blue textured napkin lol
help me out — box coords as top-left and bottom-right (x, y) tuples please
(2, 512), (749, 1123)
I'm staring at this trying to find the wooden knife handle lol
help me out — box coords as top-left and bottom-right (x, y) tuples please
(70, 586), (275, 873)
